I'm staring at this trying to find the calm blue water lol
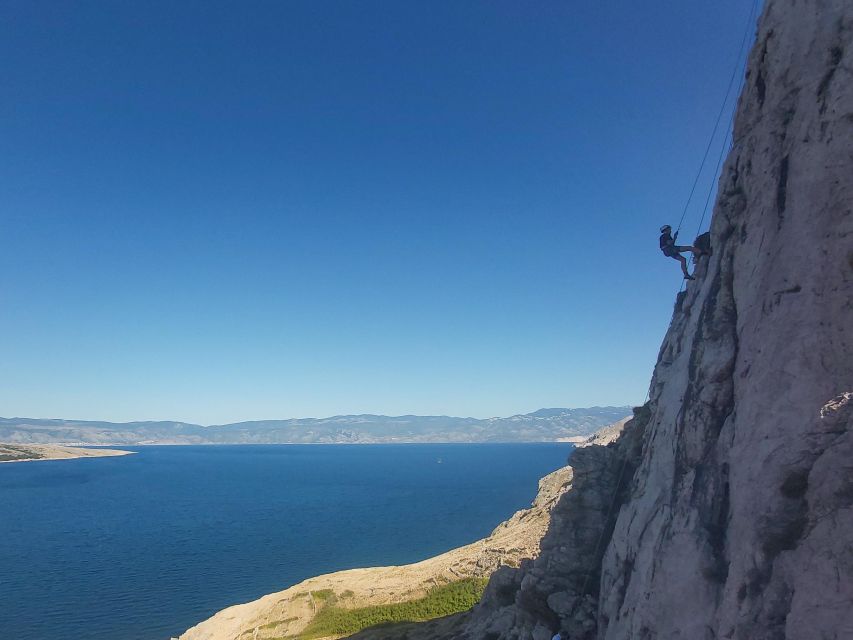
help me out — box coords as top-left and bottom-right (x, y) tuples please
(0, 443), (571, 640)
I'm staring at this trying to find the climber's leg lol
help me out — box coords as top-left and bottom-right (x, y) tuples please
(675, 254), (693, 279)
(675, 245), (702, 257)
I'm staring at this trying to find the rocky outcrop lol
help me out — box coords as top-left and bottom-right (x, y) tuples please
(178, 463), (576, 640)
(576, 417), (631, 449)
(346, 416), (640, 640)
(455, 410), (647, 640)
(429, 1), (853, 638)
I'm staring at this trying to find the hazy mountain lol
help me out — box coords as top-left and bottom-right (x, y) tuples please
(0, 407), (631, 445)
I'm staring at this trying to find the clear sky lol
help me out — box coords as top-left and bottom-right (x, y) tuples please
(0, 0), (758, 424)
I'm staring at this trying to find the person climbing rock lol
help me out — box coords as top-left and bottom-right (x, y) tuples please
(659, 224), (701, 280)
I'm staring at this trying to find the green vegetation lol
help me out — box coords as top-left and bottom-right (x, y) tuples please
(287, 578), (488, 640)
(259, 617), (298, 631)
(311, 589), (336, 602)
(0, 446), (43, 462)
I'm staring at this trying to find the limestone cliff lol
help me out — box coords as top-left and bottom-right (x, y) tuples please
(598, 0), (853, 634)
(454, 1), (853, 638)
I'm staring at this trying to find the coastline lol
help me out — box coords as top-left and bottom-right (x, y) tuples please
(177, 464), (575, 640)
(0, 443), (134, 464)
(176, 423), (627, 640)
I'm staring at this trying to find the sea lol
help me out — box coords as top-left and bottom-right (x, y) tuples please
(0, 443), (573, 640)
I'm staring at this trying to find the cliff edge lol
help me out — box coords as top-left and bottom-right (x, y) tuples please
(598, 0), (853, 634)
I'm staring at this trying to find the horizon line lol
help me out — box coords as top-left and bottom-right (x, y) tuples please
(0, 404), (636, 428)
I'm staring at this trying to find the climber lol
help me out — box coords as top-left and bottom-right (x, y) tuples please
(659, 224), (701, 280)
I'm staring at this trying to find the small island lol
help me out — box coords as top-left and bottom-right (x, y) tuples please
(0, 443), (134, 463)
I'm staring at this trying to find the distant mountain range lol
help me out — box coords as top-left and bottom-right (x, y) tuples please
(0, 407), (632, 445)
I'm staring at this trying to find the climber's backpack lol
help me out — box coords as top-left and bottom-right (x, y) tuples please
(694, 232), (713, 256)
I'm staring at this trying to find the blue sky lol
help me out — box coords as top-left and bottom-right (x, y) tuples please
(0, 1), (758, 423)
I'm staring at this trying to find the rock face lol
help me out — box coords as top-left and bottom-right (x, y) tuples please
(347, 416), (639, 640)
(597, 0), (853, 634)
(457, 412), (645, 640)
(455, 1), (853, 638)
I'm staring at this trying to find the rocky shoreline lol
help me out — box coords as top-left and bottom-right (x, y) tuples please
(175, 439), (607, 640)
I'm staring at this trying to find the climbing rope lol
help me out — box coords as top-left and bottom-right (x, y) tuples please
(694, 128), (733, 238)
(675, 0), (760, 295)
(674, 0), (762, 238)
(574, 0), (765, 611)
(692, 0), (761, 239)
